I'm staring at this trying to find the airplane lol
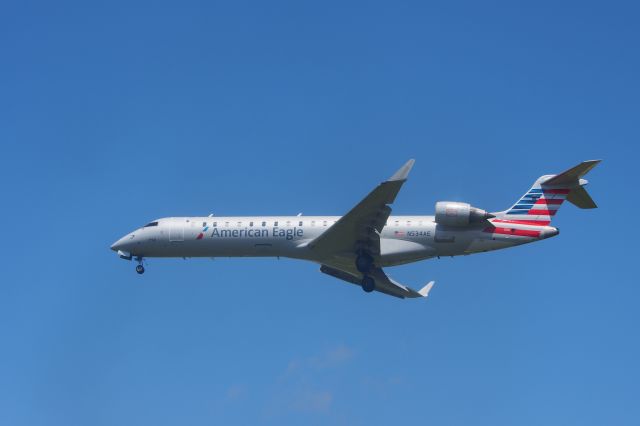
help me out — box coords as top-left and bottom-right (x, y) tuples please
(111, 159), (600, 299)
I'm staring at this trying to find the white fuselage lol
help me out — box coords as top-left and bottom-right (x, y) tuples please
(111, 215), (559, 269)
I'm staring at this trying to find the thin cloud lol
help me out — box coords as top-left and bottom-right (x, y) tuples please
(264, 344), (355, 418)
(286, 344), (354, 375)
(289, 389), (333, 412)
(225, 384), (247, 401)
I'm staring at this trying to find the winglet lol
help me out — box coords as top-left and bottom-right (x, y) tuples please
(418, 281), (435, 297)
(389, 159), (415, 181)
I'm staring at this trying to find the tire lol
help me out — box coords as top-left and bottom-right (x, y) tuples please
(136, 265), (145, 274)
(361, 276), (375, 293)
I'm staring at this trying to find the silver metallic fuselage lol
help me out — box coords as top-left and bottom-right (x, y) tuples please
(111, 215), (558, 269)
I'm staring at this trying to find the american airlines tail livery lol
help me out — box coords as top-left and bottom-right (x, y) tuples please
(111, 159), (600, 299)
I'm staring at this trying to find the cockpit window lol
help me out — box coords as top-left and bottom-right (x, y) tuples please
(144, 221), (158, 227)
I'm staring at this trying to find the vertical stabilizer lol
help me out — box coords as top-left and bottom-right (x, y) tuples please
(495, 160), (601, 224)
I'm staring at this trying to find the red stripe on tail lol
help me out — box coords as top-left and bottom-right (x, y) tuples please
(535, 199), (563, 205)
(492, 219), (551, 226)
(528, 209), (557, 216)
(484, 227), (541, 238)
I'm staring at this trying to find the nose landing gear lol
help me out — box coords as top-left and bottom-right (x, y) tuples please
(135, 256), (145, 274)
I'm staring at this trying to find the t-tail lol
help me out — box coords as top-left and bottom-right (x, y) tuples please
(494, 160), (601, 225)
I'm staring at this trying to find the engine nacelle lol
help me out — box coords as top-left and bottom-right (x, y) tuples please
(435, 201), (494, 227)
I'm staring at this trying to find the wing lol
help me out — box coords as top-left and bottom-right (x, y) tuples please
(308, 159), (415, 258)
(320, 264), (434, 299)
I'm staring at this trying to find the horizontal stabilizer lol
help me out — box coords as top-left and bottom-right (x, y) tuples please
(567, 185), (598, 209)
(544, 160), (601, 210)
(544, 160), (601, 186)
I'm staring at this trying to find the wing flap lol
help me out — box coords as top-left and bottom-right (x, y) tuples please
(370, 268), (434, 299)
(320, 264), (434, 299)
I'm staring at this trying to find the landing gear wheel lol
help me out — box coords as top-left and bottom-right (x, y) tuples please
(361, 275), (375, 293)
(136, 264), (145, 274)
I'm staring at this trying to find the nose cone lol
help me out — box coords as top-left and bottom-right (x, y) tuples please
(110, 235), (130, 252)
(111, 238), (122, 252)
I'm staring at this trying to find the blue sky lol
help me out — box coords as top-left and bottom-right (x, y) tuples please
(1, 1), (638, 424)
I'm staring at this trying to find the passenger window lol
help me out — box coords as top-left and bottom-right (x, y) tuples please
(299, 221), (303, 226)
(323, 220), (327, 226)
(394, 220), (399, 227)
(202, 222), (207, 227)
(311, 221), (315, 227)
(274, 221), (278, 226)
(407, 220), (411, 227)
(213, 222), (217, 227)
(262, 221), (266, 227)
(286, 221), (291, 226)
(225, 222), (229, 227)
(250, 221), (253, 227)
(237, 221), (242, 227)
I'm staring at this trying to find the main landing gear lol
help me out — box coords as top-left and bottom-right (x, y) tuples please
(135, 256), (145, 274)
(355, 253), (374, 274)
(356, 253), (376, 293)
(361, 275), (375, 293)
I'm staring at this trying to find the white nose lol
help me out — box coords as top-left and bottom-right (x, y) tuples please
(110, 234), (132, 251)
(110, 238), (123, 251)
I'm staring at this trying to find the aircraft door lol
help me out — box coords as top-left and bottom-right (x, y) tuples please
(169, 220), (185, 242)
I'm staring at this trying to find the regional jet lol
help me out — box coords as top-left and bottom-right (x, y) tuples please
(111, 159), (600, 299)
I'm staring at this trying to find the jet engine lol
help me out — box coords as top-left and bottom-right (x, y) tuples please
(435, 201), (494, 227)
